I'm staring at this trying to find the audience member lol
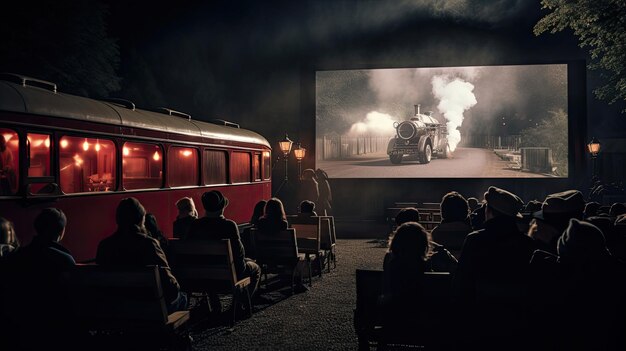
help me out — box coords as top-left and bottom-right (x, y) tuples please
(469, 202), (486, 230)
(187, 190), (261, 313)
(315, 168), (332, 216)
(0, 217), (18, 258)
(299, 169), (319, 211)
(609, 202), (626, 217)
(250, 200), (267, 227)
(452, 186), (536, 350)
(96, 197), (186, 313)
(393, 207), (457, 272)
(257, 197), (289, 234)
(466, 197), (480, 212)
(430, 191), (472, 259)
(173, 197), (198, 239)
(583, 201), (601, 219)
(528, 190), (585, 253)
(296, 200), (318, 218)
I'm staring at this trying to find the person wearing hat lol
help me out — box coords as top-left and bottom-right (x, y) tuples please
(187, 190), (261, 313)
(452, 186), (536, 349)
(528, 190), (585, 254)
(96, 197), (186, 313)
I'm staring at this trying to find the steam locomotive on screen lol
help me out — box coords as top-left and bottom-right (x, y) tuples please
(387, 104), (451, 164)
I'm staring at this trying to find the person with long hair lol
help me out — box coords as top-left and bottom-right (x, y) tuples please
(257, 197), (288, 234)
(173, 197), (198, 239)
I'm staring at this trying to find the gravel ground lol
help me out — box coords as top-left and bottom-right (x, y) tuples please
(189, 239), (388, 351)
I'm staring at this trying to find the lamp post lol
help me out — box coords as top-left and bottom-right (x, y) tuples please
(587, 137), (601, 180)
(274, 133), (293, 196)
(293, 143), (306, 180)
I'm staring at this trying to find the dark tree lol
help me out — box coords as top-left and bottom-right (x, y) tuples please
(534, 0), (626, 112)
(0, 0), (121, 98)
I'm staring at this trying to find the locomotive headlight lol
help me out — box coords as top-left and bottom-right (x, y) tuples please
(397, 121), (416, 140)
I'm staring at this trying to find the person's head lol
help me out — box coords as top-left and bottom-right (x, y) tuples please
(302, 169), (316, 181)
(583, 201), (601, 219)
(0, 217), (18, 248)
(34, 208), (67, 242)
(440, 191), (469, 222)
(300, 200), (316, 214)
(201, 190), (229, 216)
(533, 190), (585, 234)
(264, 197), (286, 221)
(315, 168), (328, 180)
(524, 200), (542, 214)
(388, 222), (431, 262)
(557, 218), (608, 262)
(395, 207), (420, 226)
(483, 186), (524, 220)
(251, 200), (267, 224)
(176, 197), (198, 218)
(144, 213), (161, 237)
(609, 202), (626, 217)
(467, 197), (479, 211)
(116, 197), (146, 231)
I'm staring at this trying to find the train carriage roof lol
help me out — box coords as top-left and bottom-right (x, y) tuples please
(0, 77), (270, 148)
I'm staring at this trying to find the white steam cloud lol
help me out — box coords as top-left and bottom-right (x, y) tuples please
(432, 75), (477, 152)
(348, 111), (397, 136)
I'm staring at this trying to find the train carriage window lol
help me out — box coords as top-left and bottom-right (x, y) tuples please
(203, 149), (227, 185)
(0, 128), (19, 195)
(26, 133), (57, 194)
(59, 136), (116, 194)
(253, 153), (261, 181)
(123, 142), (163, 190)
(231, 151), (251, 183)
(168, 147), (198, 187)
(263, 151), (271, 180)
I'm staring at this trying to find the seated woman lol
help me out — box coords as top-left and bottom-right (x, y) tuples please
(173, 197), (198, 239)
(250, 200), (267, 228)
(256, 198), (288, 234)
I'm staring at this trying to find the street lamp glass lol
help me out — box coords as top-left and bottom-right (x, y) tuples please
(294, 144), (306, 161)
(279, 134), (293, 156)
(587, 137), (601, 156)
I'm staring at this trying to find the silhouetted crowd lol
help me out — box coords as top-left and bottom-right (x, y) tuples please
(381, 186), (626, 350)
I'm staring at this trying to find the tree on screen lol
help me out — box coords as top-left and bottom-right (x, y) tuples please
(520, 109), (568, 176)
(534, 0), (626, 112)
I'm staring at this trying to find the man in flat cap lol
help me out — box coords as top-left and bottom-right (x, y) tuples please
(187, 190), (261, 314)
(452, 186), (536, 350)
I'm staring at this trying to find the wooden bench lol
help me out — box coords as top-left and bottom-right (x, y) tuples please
(287, 215), (324, 278)
(354, 269), (452, 350)
(251, 228), (310, 292)
(168, 239), (252, 328)
(69, 264), (190, 350)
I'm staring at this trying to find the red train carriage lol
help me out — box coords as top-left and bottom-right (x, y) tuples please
(0, 74), (272, 262)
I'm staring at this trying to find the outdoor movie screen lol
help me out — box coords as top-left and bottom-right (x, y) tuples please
(315, 64), (569, 178)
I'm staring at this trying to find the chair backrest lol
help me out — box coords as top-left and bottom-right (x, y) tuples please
(288, 216), (321, 254)
(318, 216), (333, 250)
(318, 215), (336, 245)
(168, 238), (238, 292)
(252, 228), (299, 265)
(69, 264), (168, 327)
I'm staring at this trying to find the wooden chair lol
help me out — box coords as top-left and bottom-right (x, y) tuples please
(318, 216), (337, 272)
(168, 239), (252, 328)
(288, 216), (324, 278)
(69, 264), (190, 350)
(354, 269), (452, 351)
(252, 228), (310, 292)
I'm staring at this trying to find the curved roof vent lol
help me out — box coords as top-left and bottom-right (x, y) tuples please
(0, 73), (57, 93)
(101, 98), (135, 110)
(209, 119), (240, 128)
(157, 107), (191, 121)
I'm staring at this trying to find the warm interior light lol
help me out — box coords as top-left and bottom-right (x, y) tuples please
(95, 141), (101, 152)
(2, 133), (13, 142)
(60, 139), (69, 148)
(73, 154), (83, 167)
(83, 139), (89, 151)
(123, 146), (130, 156)
(34, 139), (44, 147)
(44, 137), (50, 148)
(294, 145), (306, 161)
(181, 149), (193, 157)
(153, 151), (160, 161)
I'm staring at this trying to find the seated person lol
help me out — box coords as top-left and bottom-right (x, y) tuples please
(96, 197), (186, 313)
(430, 191), (472, 259)
(146, 213), (168, 249)
(296, 200), (318, 219)
(173, 197), (198, 239)
(0, 217), (19, 258)
(250, 200), (267, 228)
(257, 197), (289, 234)
(187, 190), (261, 311)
